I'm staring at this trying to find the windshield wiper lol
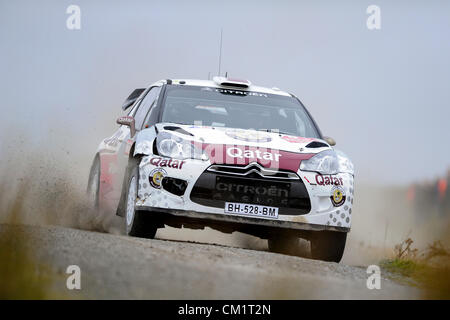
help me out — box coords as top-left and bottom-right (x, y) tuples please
(258, 129), (293, 136)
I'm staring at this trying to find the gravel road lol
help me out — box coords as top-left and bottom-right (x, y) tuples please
(0, 224), (420, 299)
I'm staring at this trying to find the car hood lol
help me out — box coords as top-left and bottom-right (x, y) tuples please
(155, 123), (330, 153)
(135, 123), (332, 170)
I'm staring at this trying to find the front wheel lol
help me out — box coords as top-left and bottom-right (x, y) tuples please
(310, 231), (347, 263)
(122, 158), (157, 239)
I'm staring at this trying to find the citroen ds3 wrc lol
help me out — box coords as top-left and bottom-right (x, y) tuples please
(87, 77), (355, 262)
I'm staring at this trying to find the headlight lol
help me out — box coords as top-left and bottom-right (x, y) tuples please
(156, 132), (208, 160)
(300, 150), (339, 174)
(335, 149), (354, 175)
(300, 149), (354, 175)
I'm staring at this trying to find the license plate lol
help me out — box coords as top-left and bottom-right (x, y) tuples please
(224, 202), (279, 219)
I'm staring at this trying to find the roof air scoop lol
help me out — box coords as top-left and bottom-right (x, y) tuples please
(213, 76), (251, 88)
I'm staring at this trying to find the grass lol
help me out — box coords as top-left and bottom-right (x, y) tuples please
(381, 258), (424, 278)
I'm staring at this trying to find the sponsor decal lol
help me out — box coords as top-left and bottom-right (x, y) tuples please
(226, 146), (281, 162)
(216, 182), (289, 198)
(149, 168), (167, 189)
(225, 129), (272, 143)
(281, 135), (314, 144)
(330, 185), (346, 207)
(150, 157), (185, 169)
(203, 143), (314, 172)
(214, 88), (268, 97)
(315, 174), (344, 186)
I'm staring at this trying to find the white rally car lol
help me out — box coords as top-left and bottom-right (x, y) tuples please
(87, 77), (354, 262)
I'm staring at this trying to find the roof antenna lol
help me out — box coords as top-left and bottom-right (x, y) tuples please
(218, 28), (223, 76)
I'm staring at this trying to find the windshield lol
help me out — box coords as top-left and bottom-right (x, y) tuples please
(161, 85), (321, 138)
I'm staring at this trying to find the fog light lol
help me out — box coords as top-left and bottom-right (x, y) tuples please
(161, 177), (188, 196)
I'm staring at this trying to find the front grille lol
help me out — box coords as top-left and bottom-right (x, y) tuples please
(207, 163), (299, 180)
(190, 164), (311, 215)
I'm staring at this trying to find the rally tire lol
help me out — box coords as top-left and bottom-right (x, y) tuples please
(310, 231), (347, 263)
(123, 158), (157, 239)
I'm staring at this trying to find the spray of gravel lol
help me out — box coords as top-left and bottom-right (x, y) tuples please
(0, 116), (120, 233)
(1, 119), (448, 266)
(0, 118), (261, 246)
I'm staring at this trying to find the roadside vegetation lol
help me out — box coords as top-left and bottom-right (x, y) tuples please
(381, 237), (450, 299)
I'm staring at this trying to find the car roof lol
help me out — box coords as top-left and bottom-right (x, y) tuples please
(149, 78), (292, 97)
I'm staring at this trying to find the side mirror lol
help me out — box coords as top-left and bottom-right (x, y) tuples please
(117, 116), (136, 137)
(323, 136), (336, 146)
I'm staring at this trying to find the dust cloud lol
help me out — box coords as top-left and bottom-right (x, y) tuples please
(344, 184), (450, 265)
(0, 118), (449, 266)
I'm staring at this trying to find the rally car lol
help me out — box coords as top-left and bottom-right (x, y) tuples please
(87, 77), (354, 262)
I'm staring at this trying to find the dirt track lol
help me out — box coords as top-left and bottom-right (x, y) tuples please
(0, 224), (421, 299)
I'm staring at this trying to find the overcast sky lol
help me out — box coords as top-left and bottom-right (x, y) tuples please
(0, 0), (449, 185)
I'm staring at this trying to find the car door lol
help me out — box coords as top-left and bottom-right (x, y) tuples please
(110, 86), (161, 207)
(97, 100), (141, 212)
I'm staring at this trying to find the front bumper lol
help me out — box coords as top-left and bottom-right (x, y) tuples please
(136, 155), (354, 232)
(137, 206), (350, 232)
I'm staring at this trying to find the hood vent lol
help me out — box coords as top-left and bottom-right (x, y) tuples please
(163, 126), (193, 136)
(305, 141), (329, 148)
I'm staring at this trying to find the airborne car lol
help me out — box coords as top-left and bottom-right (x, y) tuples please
(87, 77), (354, 262)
